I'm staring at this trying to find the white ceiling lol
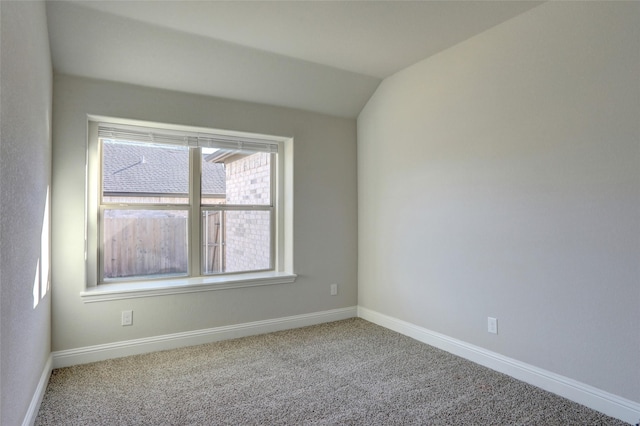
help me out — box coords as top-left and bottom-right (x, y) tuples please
(46, 1), (542, 118)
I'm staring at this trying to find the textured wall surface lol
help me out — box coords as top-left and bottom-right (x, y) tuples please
(0, 1), (53, 424)
(51, 75), (358, 351)
(358, 2), (639, 403)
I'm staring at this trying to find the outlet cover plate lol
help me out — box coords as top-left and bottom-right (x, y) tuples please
(488, 317), (498, 334)
(122, 310), (133, 326)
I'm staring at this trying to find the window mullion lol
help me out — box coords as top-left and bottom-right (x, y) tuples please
(190, 147), (202, 277)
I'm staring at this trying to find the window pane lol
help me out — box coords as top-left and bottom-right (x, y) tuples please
(102, 139), (189, 204)
(202, 211), (223, 273)
(103, 209), (188, 280)
(201, 151), (271, 206)
(202, 210), (271, 274)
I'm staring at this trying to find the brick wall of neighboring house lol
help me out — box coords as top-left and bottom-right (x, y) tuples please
(224, 152), (272, 272)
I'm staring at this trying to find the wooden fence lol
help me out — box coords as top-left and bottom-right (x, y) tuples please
(103, 215), (188, 279)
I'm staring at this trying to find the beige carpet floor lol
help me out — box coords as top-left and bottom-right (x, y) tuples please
(36, 318), (625, 425)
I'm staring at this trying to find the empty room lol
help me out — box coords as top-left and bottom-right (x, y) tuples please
(1, 0), (638, 424)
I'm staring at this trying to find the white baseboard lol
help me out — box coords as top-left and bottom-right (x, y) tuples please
(52, 306), (357, 369)
(22, 354), (52, 426)
(358, 306), (640, 425)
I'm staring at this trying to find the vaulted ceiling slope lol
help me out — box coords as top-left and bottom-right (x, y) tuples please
(46, 1), (542, 118)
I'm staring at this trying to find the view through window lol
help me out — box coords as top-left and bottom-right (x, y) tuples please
(97, 124), (276, 283)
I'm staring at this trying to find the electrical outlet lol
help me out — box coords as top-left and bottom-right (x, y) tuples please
(121, 310), (133, 326)
(488, 317), (498, 334)
(330, 283), (338, 296)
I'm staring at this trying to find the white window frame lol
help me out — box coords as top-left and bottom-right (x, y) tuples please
(82, 116), (295, 302)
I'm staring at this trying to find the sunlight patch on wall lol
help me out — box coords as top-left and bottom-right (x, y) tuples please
(33, 259), (41, 309)
(41, 186), (51, 297)
(32, 186), (51, 309)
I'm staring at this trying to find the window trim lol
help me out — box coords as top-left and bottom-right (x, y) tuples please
(84, 116), (295, 302)
(80, 271), (297, 303)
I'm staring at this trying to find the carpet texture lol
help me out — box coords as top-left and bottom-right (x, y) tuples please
(36, 318), (625, 425)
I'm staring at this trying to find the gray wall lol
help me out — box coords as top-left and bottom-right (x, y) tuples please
(51, 75), (357, 351)
(358, 1), (639, 403)
(0, 1), (53, 424)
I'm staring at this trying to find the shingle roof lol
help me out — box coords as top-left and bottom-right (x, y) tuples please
(102, 141), (225, 195)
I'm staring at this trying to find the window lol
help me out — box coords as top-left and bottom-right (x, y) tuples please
(85, 118), (294, 298)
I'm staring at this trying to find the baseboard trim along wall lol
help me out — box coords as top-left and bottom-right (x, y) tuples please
(38, 305), (640, 425)
(23, 354), (53, 426)
(52, 306), (357, 369)
(357, 306), (640, 425)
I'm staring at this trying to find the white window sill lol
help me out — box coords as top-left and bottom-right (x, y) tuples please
(80, 272), (297, 303)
